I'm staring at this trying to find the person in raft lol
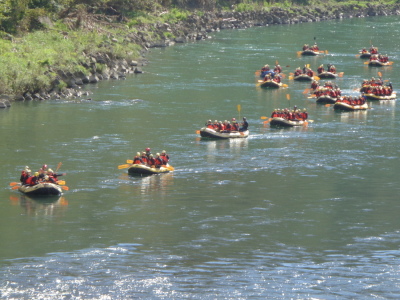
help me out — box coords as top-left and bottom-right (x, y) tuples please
(240, 117), (249, 132)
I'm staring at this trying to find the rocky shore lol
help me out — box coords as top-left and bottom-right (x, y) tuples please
(2, 2), (399, 106)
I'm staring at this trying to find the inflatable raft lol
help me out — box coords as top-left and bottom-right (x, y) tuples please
(333, 102), (369, 111)
(301, 50), (319, 56)
(294, 74), (313, 81)
(269, 117), (307, 127)
(199, 127), (249, 139)
(128, 164), (173, 175)
(259, 80), (282, 88)
(317, 71), (338, 79)
(18, 182), (63, 196)
(363, 93), (396, 100)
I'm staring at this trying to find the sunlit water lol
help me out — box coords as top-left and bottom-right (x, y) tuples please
(1, 16), (400, 299)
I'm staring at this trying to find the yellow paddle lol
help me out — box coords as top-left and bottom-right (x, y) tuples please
(12, 185), (20, 190)
(126, 159), (133, 164)
(237, 104), (241, 120)
(56, 162), (62, 172)
(9, 182), (20, 186)
(61, 186), (69, 191)
(118, 164), (131, 169)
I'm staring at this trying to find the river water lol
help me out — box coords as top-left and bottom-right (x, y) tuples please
(1, 15), (400, 299)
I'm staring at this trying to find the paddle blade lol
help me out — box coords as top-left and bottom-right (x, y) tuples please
(314, 76), (320, 80)
(61, 186), (69, 191)
(263, 118), (272, 124)
(196, 130), (200, 134)
(118, 164), (131, 169)
(303, 121), (309, 127)
(260, 116), (269, 119)
(56, 162), (62, 172)
(378, 71), (382, 77)
(355, 54), (360, 57)
(303, 88), (311, 94)
(9, 182), (20, 186)
(389, 61), (394, 65)
(126, 159), (133, 164)
(338, 72), (344, 77)
(364, 61), (369, 64)
(237, 104), (241, 112)
(325, 50), (329, 54)
(280, 73), (286, 78)
(289, 76), (293, 80)
(255, 70), (260, 76)
(286, 94), (291, 100)
(282, 84), (288, 88)
(57, 180), (66, 185)
(166, 165), (175, 171)
(325, 104), (331, 107)
(297, 51), (302, 55)
(12, 185), (20, 190)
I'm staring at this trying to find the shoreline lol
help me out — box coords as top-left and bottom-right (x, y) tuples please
(1, 2), (399, 106)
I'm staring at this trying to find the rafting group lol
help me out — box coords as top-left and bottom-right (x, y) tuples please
(19, 164), (64, 186)
(131, 148), (170, 167)
(270, 108), (308, 121)
(204, 118), (248, 133)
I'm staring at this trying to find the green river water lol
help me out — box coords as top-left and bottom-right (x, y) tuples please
(1, 15), (400, 299)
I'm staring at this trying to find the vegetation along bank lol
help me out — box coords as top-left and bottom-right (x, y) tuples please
(0, 0), (399, 106)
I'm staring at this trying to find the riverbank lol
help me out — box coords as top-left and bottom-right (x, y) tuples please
(1, 1), (399, 105)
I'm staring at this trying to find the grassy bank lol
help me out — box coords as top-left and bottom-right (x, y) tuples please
(0, 0), (398, 98)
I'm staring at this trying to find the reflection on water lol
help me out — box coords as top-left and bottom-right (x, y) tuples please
(9, 195), (68, 216)
(136, 173), (174, 196)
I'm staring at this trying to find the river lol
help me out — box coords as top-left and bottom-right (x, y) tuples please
(1, 15), (400, 299)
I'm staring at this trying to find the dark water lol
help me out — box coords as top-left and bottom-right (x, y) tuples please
(1, 16), (400, 299)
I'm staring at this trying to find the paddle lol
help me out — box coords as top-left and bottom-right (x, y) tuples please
(12, 185), (20, 190)
(9, 182), (20, 186)
(378, 71), (382, 77)
(260, 116), (269, 119)
(118, 164), (131, 169)
(313, 76), (320, 80)
(57, 180), (66, 185)
(282, 84), (288, 88)
(289, 76), (294, 80)
(237, 104), (241, 120)
(263, 118), (272, 124)
(126, 159), (133, 164)
(364, 61), (370, 64)
(56, 162), (62, 172)
(196, 130), (200, 134)
(61, 186), (69, 191)
(307, 95), (317, 99)
(255, 70), (260, 76)
(338, 72), (344, 77)
(286, 93), (291, 108)
(297, 51), (303, 55)
(303, 88), (312, 94)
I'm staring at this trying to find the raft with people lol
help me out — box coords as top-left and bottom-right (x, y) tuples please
(269, 117), (307, 127)
(358, 46), (378, 59)
(316, 94), (337, 104)
(333, 101), (369, 111)
(367, 54), (392, 67)
(18, 182), (63, 196)
(128, 164), (173, 175)
(258, 79), (283, 88)
(362, 92), (396, 101)
(199, 127), (249, 139)
(119, 149), (173, 175)
(199, 118), (249, 139)
(294, 73), (314, 81)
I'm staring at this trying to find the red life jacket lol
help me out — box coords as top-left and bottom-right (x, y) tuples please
(133, 157), (142, 164)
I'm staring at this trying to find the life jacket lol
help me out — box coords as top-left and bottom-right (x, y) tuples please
(133, 157), (143, 164)
(141, 156), (148, 165)
(26, 176), (37, 186)
(160, 154), (169, 164)
(155, 157), (164, 166)
(147, 157), (156, 166)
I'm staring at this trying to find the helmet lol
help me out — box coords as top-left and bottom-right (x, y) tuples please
(232, 118), (236, 121)
(149, 154), (153, 157)
(162, 150), (166, 153)
(156, 153), (160, 156)
(42, 164), (47, 169)
(48, 168), (53, 173)
(25, 166), (29, 170)
(44, 175), (49, 180)
(145, 148), (151, 152)
(34, 172), (39, 176)
(208, 120), (211, 123)
(27, 169), (31, 173)
(136, 152), (140, 156)
(142, 152), (146, 155)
